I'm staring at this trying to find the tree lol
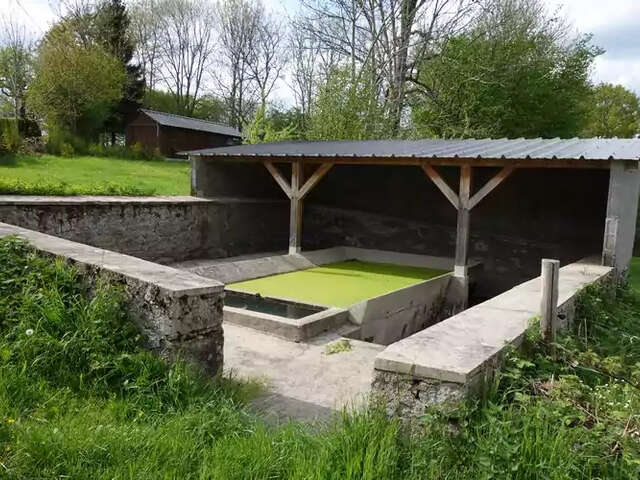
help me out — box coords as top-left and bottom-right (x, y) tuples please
(411, 0), (601, 139)
(193, 94), (226, 122)
(143, 89), (226, 122)
(583, 84), (640, 138)
(297, 0), (479, 135)
(246, 104), (300, 144)
(0, 19), (34, 120)
(28, 24), (125, 136)
(246, 13), (286, 111)
(214, 0), (262, 130)
(156, 0), (216, 116)
(288, 22), (322, 126)
(129, 0), (162, 90)
(95, 0), (145, 138)
(306, 67), (391, 140)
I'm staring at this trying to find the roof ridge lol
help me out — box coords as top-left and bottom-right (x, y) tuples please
(141, 108), (237, 130)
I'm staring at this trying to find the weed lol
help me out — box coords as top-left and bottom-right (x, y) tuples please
(324, 339), (353, 355)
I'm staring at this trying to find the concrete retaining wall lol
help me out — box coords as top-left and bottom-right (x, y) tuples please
(348, 273), (452, 345)
(183, 247), (461, 344)
(0, 221), (225, 374)
(0, 196), (288, 264)
(371, 258), (613, 419)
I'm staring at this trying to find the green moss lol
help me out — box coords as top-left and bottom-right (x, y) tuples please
(228, 261), (448, 308)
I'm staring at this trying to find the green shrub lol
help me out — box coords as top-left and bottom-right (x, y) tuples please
(0, 178), (153, 196)
(86, 141), (164, 161)
(59, 141), (74, 157)
(0, 119), (22, 154)
(87, 141), (106, 157)
(45, 128), (87, 156)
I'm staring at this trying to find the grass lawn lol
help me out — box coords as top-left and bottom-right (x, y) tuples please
(0, 153), (190, 196)
(228, 260), (448, 307)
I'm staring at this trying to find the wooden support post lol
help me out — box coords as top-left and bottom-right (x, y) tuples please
(263, 161), (333, 256)
(289, 161), (302, 255)
(454, 165), (472, 278)
(540, 259), (560, 345)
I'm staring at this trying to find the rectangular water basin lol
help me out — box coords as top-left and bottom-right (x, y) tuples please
(225, 291), (325, 319)
(224, 290), (349, 342)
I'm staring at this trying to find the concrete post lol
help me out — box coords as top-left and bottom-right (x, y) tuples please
(602, 160), (640, 278)
(540, 259), (559, 344)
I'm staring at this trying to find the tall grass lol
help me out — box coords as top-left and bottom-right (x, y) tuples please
(0, 235), (639, 478)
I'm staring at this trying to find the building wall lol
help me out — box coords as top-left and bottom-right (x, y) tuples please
(0, 197), (288, 265)
(125, 112), (240, 157)
(125, 111), (159, 150)
(159, 126), (238, 157)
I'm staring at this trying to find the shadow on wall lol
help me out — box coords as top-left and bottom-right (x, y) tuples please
(303, 166), (609, 299)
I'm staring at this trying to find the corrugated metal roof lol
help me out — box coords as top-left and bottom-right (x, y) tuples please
(183, 138), (640, 161)
(141, 109), (241, 137)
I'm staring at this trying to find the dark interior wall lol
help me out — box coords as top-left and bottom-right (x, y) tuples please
(191, 159), (609, 298)
(303, 166), (609, 299)
(192, 160), (288, 199)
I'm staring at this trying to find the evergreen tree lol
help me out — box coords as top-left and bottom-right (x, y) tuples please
(96, 0), (145, 141)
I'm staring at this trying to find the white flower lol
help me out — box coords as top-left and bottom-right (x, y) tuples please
(25, 329), (34, 336)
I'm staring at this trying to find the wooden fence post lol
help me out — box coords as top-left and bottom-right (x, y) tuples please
(540, 259), (560, 345)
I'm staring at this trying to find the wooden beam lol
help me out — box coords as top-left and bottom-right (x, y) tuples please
(421, 164), (460, 209)
(299, 162), (333, 199)
(468, 166), (515, 210)
(210, 155), (614, 170)
(263, 161), (292, 198)
(454, 165), (472, 277)
(289, 161), (302, 254)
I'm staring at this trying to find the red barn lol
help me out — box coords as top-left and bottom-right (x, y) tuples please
(125, 109), (242, 157)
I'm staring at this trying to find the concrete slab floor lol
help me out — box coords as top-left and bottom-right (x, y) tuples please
(223, 322), (384, 422)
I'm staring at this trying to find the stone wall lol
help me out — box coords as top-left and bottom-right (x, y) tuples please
(0, 221), (225, 374)
(371, 259), (613, 419)
(0, 196), (289, 264)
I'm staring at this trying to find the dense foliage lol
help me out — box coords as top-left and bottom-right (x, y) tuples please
(412, 0), (601, 138)
(96, 0), (146, 138)
(27, 25), (125, 137)
(0, 237), (638, 478)
(583, 84), (640, 138)
(306, 67), (392, 141)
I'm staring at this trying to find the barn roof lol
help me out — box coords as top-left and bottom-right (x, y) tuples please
(141, 109), (241, 138)
(184, 138), (640, 162)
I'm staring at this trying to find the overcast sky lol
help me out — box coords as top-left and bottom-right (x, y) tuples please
(5, 0), (640, 103)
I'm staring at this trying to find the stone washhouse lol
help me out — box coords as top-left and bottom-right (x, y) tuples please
(1, 138), (639, 419)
